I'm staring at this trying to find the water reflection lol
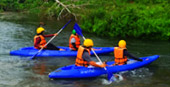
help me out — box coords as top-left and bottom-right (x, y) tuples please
(32, 60), (47, 75)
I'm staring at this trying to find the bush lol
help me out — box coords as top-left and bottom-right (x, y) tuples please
(0, 0), (169, 40)
(80, 1), (170, 40)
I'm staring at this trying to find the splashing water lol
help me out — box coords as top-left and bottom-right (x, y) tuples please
(102, 74), (124, 85)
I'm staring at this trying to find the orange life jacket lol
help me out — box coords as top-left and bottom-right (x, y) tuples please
(69, 34), (80, 50)
(114, 47), (128, 65)
(75, 46), (90, 67)
(34, 35), (47, 49)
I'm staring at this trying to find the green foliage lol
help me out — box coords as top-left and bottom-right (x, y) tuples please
(44, 3), (63, 18)
(0, 0), (54, 12)
(80, 0), (170, 40)
(0, 0), (169, 40)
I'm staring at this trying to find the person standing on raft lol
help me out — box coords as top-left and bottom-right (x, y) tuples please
(34, 22), (64, 51)
(113, 40), (143, 65)
(75, 39), (107, 68)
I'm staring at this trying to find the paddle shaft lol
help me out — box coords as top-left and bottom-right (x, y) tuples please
(36, 27), (63, 54)
(74, 23), (113, 81)
(82, 36), (107, 70)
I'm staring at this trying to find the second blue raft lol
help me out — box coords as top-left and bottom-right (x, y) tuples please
(49, 55), (159, 79)
(10, 46), (114, 57)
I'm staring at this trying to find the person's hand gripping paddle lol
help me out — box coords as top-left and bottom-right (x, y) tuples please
(31, 19), (71, 60)
(74, 23), (114, 82)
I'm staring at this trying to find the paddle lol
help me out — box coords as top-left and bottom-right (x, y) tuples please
(31, 19), (71, 60)
(74, 23), (114, 81)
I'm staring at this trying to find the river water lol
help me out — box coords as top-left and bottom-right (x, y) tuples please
(0, 13), (170, 87)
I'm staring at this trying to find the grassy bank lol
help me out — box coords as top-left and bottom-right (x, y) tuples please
(0, 0), (169, 40)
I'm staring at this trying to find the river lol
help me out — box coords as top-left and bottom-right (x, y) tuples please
(0, 13), (170, 87)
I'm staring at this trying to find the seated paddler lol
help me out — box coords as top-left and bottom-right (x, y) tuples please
(34, 23), (64, 51)
(75, 39), (107, 68)
(113, 40), (143, 65)
(69, 29), (81, 51)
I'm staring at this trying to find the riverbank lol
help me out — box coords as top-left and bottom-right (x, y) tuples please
(0, 0), (169, 40)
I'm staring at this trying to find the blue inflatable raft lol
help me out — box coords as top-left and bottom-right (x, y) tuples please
(49, 55), (159, 79)
(10, 46), (114, 57)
